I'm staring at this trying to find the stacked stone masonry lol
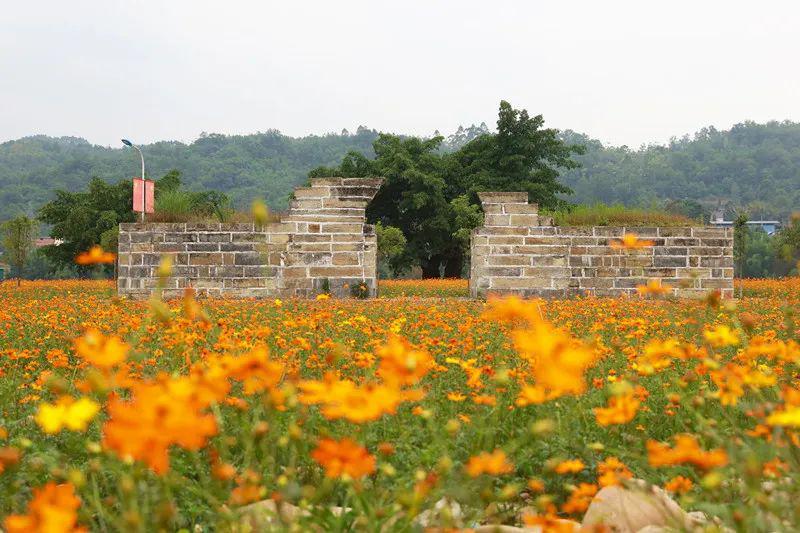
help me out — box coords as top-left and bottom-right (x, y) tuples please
(117, 177), (383, 299)
(470, 192), (734, 299)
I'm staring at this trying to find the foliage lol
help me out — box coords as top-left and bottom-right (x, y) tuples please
(3, 120), (800, 228)
(0, 129), (379, 222)
(375, 223), (408, 278)
(0, 215), (37, 284)
(545, 203), (696, 227)
(314, 101), (581, 278)
(448, 101), (583, 209)
(1, 280), (800, 530)
(37, 177), (135, 274)
(559, 121), (800, 219)
(152, 189), (195, 222)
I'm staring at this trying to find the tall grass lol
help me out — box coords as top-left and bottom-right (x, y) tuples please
(545, 203), (699, 227)
(151, 190), (197, 222)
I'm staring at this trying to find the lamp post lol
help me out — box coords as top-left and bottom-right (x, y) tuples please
(122, 139), (146, 222)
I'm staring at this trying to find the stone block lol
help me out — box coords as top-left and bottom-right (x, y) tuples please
(503, 202), (538, 215)
(491, 277), (552, 289)
(478, 192), (528, 205)
(488, 255), (530, 266)
(654, 256), (687, 268)
(510, 215), (539, 227)
(484, 214), (511, 226)
(658, 227), (692, 237)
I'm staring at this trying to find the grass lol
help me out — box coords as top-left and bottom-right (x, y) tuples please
(544, 204), (700, 227)
(0, 279), (799, 531)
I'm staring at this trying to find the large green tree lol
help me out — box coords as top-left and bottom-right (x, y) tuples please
(38, 177), (136, 272)
(311, 101), (582, 277)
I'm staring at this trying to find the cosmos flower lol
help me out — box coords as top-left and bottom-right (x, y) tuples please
(311, 438), (376, 479)
(465, 449), (514, 477)
(75, 246), (115, 265)
(4, 482), (84, 533)
(610, 233), (654, 250)
(35, 396), (100, 434)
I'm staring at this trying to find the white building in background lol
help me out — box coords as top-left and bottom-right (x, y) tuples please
(709, 209), (781, 236)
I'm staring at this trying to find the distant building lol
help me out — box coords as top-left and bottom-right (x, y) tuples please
(709, 210), (781, 236)
(0, 262), (8, 281)
(35, 237), (63, 247)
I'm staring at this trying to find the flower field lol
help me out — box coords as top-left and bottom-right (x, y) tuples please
(1, 278), (799, 531)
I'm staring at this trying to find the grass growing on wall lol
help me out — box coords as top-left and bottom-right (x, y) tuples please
(544, 204), (699, 227)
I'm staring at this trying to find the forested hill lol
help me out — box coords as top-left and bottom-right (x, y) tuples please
(559, 121), (800, 219)
(0, 128), (380, 220)
(1, 120), (799, 222)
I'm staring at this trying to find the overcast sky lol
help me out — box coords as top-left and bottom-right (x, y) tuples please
(2, 0), (798, 148)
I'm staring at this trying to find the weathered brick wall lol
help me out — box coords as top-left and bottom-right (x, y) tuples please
(118, 177), (382, 299)
(470, 192), (734, 298)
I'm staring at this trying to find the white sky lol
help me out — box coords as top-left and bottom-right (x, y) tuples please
(1, 0), (798, 148)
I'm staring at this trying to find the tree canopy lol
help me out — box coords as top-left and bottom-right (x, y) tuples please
(311, 101), (583, 277)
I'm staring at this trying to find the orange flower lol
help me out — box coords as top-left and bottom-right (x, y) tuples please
(561, 483), (598, 514)
(0, 446), (21, 474)
(103, 377), (218, 474)
(647, 434), (728, 471)
(4, 482), (84, 533)
(75, 245), (115, 265)
(504, 305), (598, 401)
(636, 278), (671, 297)
(73, 329), (128, 369)
(596, 456), (633, 487)
(311, 438), (376, 479)
(229, 470), (265, 505)
(298, 377), (405, 423)
(376, 335), (434, 387)
(214, 346), (284, 395)
(594, 393), (640, 426)
(664, 475), (693, 494)
(554, 459), (585, 474)
(610, 233), (654, 250)
(465, 449), (514, 477)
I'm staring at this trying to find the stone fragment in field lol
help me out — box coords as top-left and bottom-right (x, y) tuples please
(238, 499), (350, 530)
(413, 497), (464, 528)
(581, 479), (690, 532)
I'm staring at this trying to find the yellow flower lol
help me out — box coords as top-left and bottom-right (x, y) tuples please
(35, 396), (100, 434)
(767, 406), (800, 427)
(703, 325), (740, 348)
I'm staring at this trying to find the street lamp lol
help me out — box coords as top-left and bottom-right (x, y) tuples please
(122, 139), (147, 222)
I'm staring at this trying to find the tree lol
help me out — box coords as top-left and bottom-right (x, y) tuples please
(375, 223), (408, 277)
(311, 101), (581, 278)
(448, 100), (583, 210)
(38, 177), (136, 273)
(1, 216), (37, 286)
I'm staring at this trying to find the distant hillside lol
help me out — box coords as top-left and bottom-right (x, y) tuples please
(559, 121), (800, 219)
(0, 128), (380, 221)
(1, 120), (798, 222)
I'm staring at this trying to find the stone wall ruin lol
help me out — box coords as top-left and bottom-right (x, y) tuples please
(469, 192), (734, 299)
(117, 177), (382, 299)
